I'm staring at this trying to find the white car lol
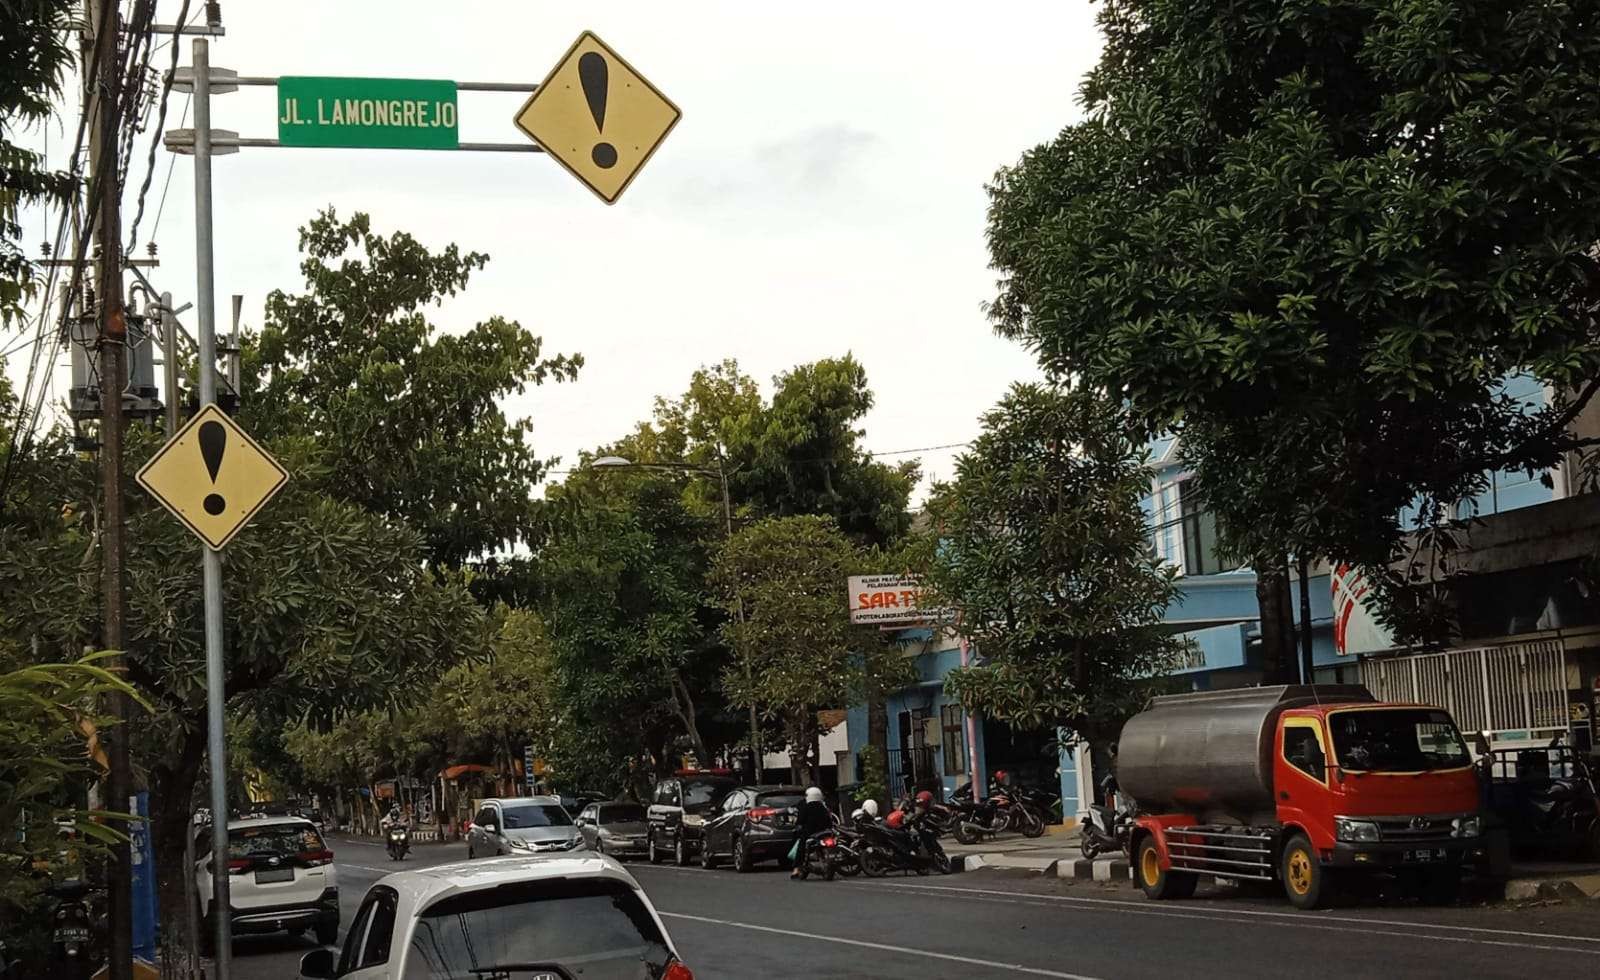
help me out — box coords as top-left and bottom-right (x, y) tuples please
(195, 815), (338, 950)
(298, 853), (694, 980)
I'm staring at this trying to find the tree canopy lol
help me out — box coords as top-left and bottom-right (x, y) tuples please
(247, 209), (581, 568)
(925, 384), (1179, 743)
(986, 0), (1600, 635)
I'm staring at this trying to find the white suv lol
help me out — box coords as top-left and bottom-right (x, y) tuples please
(195, 815), (338, 949)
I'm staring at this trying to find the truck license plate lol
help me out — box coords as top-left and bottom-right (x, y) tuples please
(256, 867), (295, 883)
(1405, 849), (1445, 863)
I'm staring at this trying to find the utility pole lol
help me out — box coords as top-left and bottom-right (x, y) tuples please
(1297, 555), (1315, 684)
(717, 458), (762, 780)
(88, 0), (134, 975)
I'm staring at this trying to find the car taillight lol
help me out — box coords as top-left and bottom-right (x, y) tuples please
(662, 961), (694, 980)
(821, 836), (837, 848)
(747, 808), (777, 823)
(298, 849), (334, 867)
(226, 859), (251, 874)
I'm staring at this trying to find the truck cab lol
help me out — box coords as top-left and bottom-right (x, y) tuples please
(1120, 686), (1486, 909)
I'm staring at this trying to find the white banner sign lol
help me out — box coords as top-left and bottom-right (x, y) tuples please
(848, 574), (945, 626)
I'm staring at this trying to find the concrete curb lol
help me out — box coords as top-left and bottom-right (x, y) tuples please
(1504, 873), (1600, 902)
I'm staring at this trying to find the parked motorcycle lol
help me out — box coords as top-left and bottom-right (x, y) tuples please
(386, 825), (411, 861)
(858, 817), (952, 876)
(1483, 737), (1600, 860)
(996, 786), (1049, 839)
(47, 880), (101, 980)
(1079, 773), (1133, 859)
(793, 830), (841, 881)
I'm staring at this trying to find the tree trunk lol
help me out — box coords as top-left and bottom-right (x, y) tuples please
(668, 673), (711, 768)
(149, 728), (205, 970)
(1255, 558), (1297, 685)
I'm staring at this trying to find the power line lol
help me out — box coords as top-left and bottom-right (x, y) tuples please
(125, 0), (194, 250)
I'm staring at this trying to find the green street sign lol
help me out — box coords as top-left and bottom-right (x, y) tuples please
(277, 76), (459, 150)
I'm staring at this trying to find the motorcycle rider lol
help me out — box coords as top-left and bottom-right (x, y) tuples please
(380, 805), (407, 833)
(790, 787), (833, 880)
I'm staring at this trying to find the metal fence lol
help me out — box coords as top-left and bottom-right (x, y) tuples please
(885, 746), (939, 798)
(1361, 639), (1567, 738)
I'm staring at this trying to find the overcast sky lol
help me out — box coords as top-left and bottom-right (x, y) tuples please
(10, 1), (1105, 498)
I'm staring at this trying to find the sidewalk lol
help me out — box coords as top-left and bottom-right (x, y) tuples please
(948, 825), (1600, 899)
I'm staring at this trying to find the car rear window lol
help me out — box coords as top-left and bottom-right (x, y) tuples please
(682, 779), (734, 808)
(600, 804), (645, 823)
(500, 804), (572, 829)
(755, 792), (804, 809)
(403, 877), (671, 980)
(229, 823), (322, 859)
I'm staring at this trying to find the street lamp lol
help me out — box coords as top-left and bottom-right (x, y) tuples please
(586, 455), (760, 777)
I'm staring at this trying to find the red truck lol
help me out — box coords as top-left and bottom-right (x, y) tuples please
(1117, 685), (1485, 909)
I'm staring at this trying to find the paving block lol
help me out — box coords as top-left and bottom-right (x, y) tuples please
(961, 854), (987, 872)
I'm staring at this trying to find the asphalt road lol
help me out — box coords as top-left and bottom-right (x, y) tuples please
(226, 838), (1600, 979)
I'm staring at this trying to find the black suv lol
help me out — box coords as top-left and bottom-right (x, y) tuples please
(646, 770), (737, 865)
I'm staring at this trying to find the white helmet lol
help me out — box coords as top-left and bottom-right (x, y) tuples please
(850, 807), (865, 822)
(862, 799), (880, 818)
(805, 787), (824, 803)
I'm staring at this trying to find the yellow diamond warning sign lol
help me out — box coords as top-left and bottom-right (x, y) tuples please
(514, 31), (681, 204)
(136, 404), (289, 551)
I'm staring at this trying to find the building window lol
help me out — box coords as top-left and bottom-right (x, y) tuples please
(940, 704), (966, 775)
(1178, 479), (1224, 576)
(1150, 480), (1184, 569)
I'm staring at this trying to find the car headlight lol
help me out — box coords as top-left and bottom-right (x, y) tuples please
(1452, 815), (1481, 838)
(506, 836), (534, 851)
(1335, 817), (1381, 843)
(681, 814), (704, 828)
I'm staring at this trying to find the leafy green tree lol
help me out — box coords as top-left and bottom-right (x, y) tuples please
(714, 515), (908, 785)
(247, 209), (581, 568)
(0, 0), (76, 327)
(0, 654), (144, 931)
(639, 357), (919, 548)
(985, 0), (1600, 641)
(924, 384), (1180, 746)
(539, 472), (720, 778)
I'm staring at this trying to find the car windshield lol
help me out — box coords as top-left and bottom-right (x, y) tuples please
(755, 792), (804, 809)
(682, 780), (732, 808)
(599, 805), (645, 824)
(501, 805), (571, 829)
(1330, 709), (1471, 773)
(402, 878), (672, 980)
(228, 824), (322, 859)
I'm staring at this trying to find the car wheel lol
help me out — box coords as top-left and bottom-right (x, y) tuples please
(700, 840), (718, 869)
(675, 835), (689, 866)
(314, 920), (338, 946)
(648, 834), (663, 865)
(734, 837), (752, 873)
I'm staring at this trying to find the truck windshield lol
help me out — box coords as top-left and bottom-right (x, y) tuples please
(1329, 709), (1471, 773)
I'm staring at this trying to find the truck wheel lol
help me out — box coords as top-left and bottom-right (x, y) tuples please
(1281, 834), (1333, 910)
(1135, 836), (1196, 900)
(648, 834), (662, 865)
(674, 836), (689, 866)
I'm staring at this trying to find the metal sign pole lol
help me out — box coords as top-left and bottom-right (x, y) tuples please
(190, 36), (233, 980)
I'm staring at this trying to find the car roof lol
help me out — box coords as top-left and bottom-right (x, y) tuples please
(224, 815), (315, 831)
(376, 854), (642, 908)
(747, 785), (804, 794)
(484, 796), (562, 807)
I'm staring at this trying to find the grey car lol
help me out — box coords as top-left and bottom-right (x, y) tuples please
(466, 797), (584, 859)
(575, 802), (649, 860)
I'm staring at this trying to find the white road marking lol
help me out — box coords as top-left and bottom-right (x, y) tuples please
(658, 911), (1103, 979)
(339, 863), (393, 874)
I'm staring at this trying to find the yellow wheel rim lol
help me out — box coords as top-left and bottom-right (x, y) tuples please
(1141, 848), (1161, 885)
(1287, 849), (1313, 896)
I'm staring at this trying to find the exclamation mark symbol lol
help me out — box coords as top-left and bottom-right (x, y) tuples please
(199, 420), (227, 516)
(579, 51), (617, 169)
